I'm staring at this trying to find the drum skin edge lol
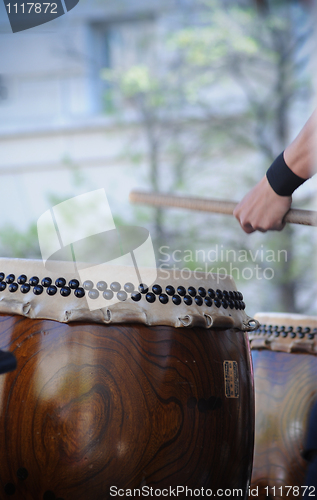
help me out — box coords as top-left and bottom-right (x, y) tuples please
(0, 314), (254, 500)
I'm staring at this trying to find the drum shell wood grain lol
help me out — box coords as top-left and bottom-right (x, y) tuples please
(0, 314), (254, 500)
(251, 349), (317, 499)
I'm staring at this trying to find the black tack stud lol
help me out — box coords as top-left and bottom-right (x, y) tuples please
(55, 277), (66, 288)
(131, 292), (141, 302)
(29, 276), (39, 286)
(183, 295), (192, 306)
(17, 274), (27, 285)
(304, 327), (311, 334)
(110, 282), (121, 292)
(117, 291), (127, 301)
(96, 281), (107, 291)
(228, 299), (235, 309)
(172, 295), (181, 305)
(6, 274), (15, 284)
(159, 293), (169, 304)
(138, 283), (148, 294)
(74, 287), (85, 298)
(204, 296), (212, 307)
(241, 301), (246, 310)
(234, 300), (239, 309)
(124, 282), (135, 293)
(0, 282), (6, 292)
(228, 291), (234, 299)
(208, 288), (215, 299)
(83, 280), (94, 291)
(216, 289), (223, 299)
(41, 277), (52, 288)
(197, 398), (208, 412)
(4, 483), (15, 495)
(33, 285), (44, 295)
(223, 290), (229, 299)
(282, 331), (288, 338)
(43, 491), (56, 500)
(198, 287), (206, 297)
(177, 286), (186, 297)
(60, 287), (71, 297)
(214, 298), (221, 308)
(146, 292), (156, 303)
(103, 289), (114, 300)
(222, 299), (228, 309)
(290, 332), (296, 339)
(195, 296), (203, 306)
(17, 467), (28, 480)
(0, 272), (4, 281)
(69, 279), (79, 290)
(88, 289), (99, 300)
(152, 284), (162, 295)
(188, 286), (196, 297)
(165, 285), (175, 296)
(47, 285), (57, 296)
(9, 283), (18, 293)
(21, 283), (30, 294)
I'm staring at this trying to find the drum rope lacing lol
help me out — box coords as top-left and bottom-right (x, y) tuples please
(250, 324), (317, 340)
(0, 272), (246, 310)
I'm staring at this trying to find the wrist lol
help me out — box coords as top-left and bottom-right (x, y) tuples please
(284, 145), (312, 180)
(266, 151), (306, 197)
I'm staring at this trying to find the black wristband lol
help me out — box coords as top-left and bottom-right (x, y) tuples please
(266, 152), (306, 196)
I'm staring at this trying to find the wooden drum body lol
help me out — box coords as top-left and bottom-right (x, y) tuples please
(0, 259), (255, 500)
(249, 313), (317, 499)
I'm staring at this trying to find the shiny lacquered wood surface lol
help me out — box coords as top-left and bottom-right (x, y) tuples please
(0, 314), (253, 500)
(251, 350), (317, 499)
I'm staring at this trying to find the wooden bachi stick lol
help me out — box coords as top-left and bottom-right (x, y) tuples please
(129, 190), (317, 227)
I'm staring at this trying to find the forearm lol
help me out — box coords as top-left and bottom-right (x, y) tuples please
(234, 110), (316, 233)
(283, 109), (316, 180)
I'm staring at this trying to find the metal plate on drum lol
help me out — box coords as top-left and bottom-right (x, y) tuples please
(223, 360), (239, 398)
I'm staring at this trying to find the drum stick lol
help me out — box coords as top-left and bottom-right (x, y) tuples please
(129, 190), (317, 227)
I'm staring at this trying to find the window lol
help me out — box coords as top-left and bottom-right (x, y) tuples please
(89, 15), (156, 113)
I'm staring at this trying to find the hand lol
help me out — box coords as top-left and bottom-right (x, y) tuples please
(233, 176), (292, 233)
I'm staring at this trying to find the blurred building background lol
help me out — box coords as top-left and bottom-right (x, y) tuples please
(0, 0), (315, 315)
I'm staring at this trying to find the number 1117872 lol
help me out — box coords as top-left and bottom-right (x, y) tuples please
(6, 3), (58, 14)
(264, 486), (316, 497)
